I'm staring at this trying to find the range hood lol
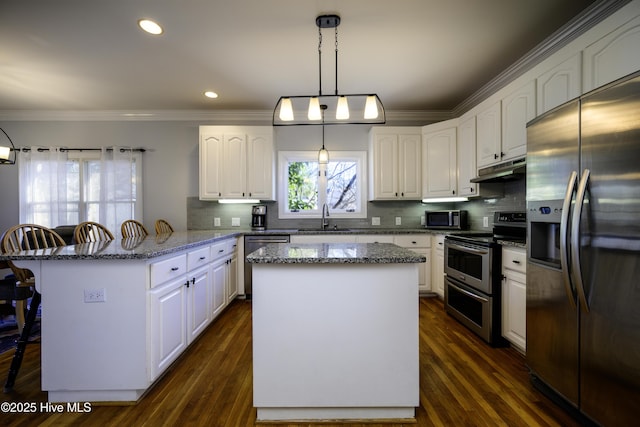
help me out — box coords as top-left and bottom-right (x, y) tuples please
(470, 157), (526, 183)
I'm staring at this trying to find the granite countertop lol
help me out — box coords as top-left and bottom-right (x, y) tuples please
(0, 230), (242, 261)
(246, 242), (427, 264)
(497, 239), (527, 249)
(233, 227), (481, 236)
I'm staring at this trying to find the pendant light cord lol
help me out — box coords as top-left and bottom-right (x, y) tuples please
(334, 26), (339, 96)
(318, 26), (323, 96)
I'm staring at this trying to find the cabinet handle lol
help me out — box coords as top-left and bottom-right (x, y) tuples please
(452, 190), (455, 195)
(512, 260), (521, 264)
(171, 267), (180, 271)
(191, 277), (196, 285)
(438, 242), (443, 246)
(412, 241), (417, 244)
(401, 192), (404, 197)
(199, 256), (206, 260)
(501, 151), (505, 158)
(185, 280), (190, 288)
(494, 153), (499, 159)
(218, 249), (225, 253)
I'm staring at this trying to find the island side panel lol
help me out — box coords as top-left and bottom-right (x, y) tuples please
(37, 259), (149, 396)
(252, 263), (419, 409)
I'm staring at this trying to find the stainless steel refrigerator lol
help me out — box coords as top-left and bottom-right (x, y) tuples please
(526, 70), (640, 426)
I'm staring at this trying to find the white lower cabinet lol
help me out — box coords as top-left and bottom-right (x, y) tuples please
(501, 246), (527, 353)
(149, 275), (188, 381)
(393, 235), (430, 293)
(149, 237), (238, 382)
(431, 234), (446, 298)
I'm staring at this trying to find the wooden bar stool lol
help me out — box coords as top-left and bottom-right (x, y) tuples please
(74, 221), (115, 243)
(121, 220), (149, 238)
(1, 224), (66, 392)
(154, 219), (174, 234)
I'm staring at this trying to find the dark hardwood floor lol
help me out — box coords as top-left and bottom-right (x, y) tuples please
(0, 297), (580, 426)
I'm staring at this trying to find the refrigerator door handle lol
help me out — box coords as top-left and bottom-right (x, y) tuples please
(571, 168), (591, 313)
(560, 171), (578, 307)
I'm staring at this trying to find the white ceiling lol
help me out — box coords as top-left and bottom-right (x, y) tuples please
(0, 0), (598, 114)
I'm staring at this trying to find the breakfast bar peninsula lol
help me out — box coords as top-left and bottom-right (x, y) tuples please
(247, 242), (425, 422)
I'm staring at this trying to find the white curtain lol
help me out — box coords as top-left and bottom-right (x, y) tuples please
(99, 147), (139, 236)
(18, 147), (69, 227)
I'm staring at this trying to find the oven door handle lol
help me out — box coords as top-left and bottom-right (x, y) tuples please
(445, 241), (489, 256)
(447, 280), (489, 303)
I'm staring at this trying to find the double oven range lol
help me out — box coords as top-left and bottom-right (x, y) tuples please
(444, 211), (526, 346)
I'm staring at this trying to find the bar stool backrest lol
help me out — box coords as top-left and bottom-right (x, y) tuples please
(121, 219), (149, 238)
(74, 222), (115, 243)
(155, 219), (174, 234)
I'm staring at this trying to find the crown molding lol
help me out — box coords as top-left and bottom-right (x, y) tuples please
(453, 0), (631, 116)
(0, 109), (453, 126)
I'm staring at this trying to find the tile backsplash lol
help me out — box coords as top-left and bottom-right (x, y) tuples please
(187, 179), (525, 231)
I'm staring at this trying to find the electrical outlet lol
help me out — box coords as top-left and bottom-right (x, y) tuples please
(372, 217), (381, 226)
(214, 217), (221, 227)
(483, 216), (489, 227)
(395, 216), (402, 226)
(84, 288), (106, 303)
(231, 217), (240, 227)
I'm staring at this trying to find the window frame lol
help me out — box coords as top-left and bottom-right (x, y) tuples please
(278, 150), (367, 219)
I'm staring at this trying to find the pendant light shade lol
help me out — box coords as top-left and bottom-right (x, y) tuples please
(318, 125), (329, 164)
(273, 15), (385, 126)
(278, 98), (294, 121)
(0, 127), (16, 165)
(308, 97), (322, 120)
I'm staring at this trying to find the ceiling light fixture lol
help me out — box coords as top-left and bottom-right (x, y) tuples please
(204, 91), (219, 99)
(0, 127), (16, 165)
(138, 19), (163, 35)
(273, 15), (385, 126)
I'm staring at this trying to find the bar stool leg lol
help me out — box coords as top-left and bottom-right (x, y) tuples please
(4, 291), (40, 393)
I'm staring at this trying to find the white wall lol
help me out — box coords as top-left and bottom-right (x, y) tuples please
(0, 121), (372, 234)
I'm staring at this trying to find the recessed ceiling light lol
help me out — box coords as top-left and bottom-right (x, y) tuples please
(204, 91), (219, 99)
(138, 19), (163, 35)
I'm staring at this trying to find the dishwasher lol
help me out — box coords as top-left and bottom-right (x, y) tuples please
(244, 234), (290, 299)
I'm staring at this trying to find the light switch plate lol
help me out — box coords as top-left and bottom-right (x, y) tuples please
(214, 217), (221, 227)
(395, 216), (402, 226)
(483, 216), (489, 227)
(231, 217), (240, 227)
(372, 217), (380, 226)
(420, 215), (425, 225)
(84, 288), (106, 303)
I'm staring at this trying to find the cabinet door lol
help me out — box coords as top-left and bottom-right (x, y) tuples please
(583, 14), (640, 92)
(227, 255), (238, 303)
(222, 134), (247, 198)
(423, 127), (457, 198)
(457, 116), (478, 197)
(199, 134), (223, 200)
(398, 133), (422, 199)
(371, 134), (399, 199)
(149, 277), (188, 380)
(187, 265), (211, 343)
(211, 258), (227, 318)
(501, 80), (535, 161)
(537, 54), (581, 115)
(476, 101), (502, 168)
(502, 269), (527, 352)
(431, 235), (446, 298)
(246, 133), (273, 199)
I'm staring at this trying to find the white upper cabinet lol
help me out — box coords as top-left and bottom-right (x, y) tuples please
(501, 80), (535, 162)
(199, 126), (274, 201)
(583, 14), (640, 93)
(456, 115), (478, 197)
(476, 100), (502, 168)
(537, 53), (582, 115)
(422, 121), (457, 199)
(369, 127), (422, 200)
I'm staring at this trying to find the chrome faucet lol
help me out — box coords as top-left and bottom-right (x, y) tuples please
(321, 203), (330, 230)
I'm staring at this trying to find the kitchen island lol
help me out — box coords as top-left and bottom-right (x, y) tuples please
(247, 242), (424, 422)
(0, 231), (241, 403)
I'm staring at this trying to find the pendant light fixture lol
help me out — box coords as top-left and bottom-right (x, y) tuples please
(273, 15), (385, 126)
(0, 127), (16, 165)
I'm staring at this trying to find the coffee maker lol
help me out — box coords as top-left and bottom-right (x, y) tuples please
(251, 205), (267, 230)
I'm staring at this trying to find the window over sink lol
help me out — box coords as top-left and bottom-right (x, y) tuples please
(278, 151), (367, 219)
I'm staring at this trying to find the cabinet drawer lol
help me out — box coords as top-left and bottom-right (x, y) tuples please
(225, 238), (238, 254)
(502, 247), (526, 274)
(211, 241), (229, 260)
(394, 235), (430, 248)
(432, 234), (445, 251)
(150, 254), (187, 288)
(356, 235), (394, 244)
(187, 246), (211, 271)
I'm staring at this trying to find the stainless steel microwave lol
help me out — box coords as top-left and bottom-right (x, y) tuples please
(425, 210), (468, 230)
